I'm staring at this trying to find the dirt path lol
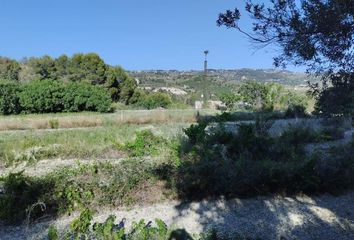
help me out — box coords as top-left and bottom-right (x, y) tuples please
(1, 191), (353, 240)
(0, 158), (124, 177)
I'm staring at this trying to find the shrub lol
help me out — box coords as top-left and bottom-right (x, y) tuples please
(0, 81), (21, 115)
(175, 121), (354, 199)
(137, 92), (172, 109)
(123, 130), (166, 157)
(63, 82), (112, 113)
(0, 172), (55, 223)
(183, 122), (207, 145)
(50, 212), (172, 240)
(18, 80), (112, 114)
(19, 80), (65, 113)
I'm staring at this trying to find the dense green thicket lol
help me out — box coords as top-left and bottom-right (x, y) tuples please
(0, 80), (112, 114)
(0, 53), (137, 103)
(0, 82), (21, 115)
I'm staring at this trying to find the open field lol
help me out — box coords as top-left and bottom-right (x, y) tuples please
(0, 109), (218, 131)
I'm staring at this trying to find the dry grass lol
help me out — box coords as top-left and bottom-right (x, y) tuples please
(0, 109), (218, 131)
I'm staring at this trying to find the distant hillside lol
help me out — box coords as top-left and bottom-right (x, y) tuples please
(129, 69), (319, 89)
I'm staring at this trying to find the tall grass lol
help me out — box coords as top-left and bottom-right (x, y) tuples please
(0, 124), (186, 166)
(0, 109), (218, 131)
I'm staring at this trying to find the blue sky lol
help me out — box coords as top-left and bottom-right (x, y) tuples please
(0, 0), (300, 71)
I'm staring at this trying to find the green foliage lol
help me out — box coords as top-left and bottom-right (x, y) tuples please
(67, 208), (94, 240)
(183, 122), (207, 145)
(134, 92), (172, 109)
(50, 212), (172, 240)
(218, 92), (241, 110)
(48, 212), (252, 240)
(218, 1), (353, 116)
(0, 172), (54, 223)
(0, 158), (159, 223)
(238, 81), (293, 112)
(62, 82), (112, 113)
(0, 57), (20, 81)
(123, 130), (166, 157)
(218, 1), (354, 73)
(19, 80), (65, 113)
(0, 81), (21, 114)
(238, 81), (268, 111)
(17, 80), (112, 114)
(93, 215), (124, 240)
(129, 88), (147, 105)
(48, 225), (59, 240)
(0, 53), (137, 103)
(113, 66), (137, 104)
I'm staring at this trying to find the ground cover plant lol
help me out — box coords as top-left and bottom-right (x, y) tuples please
(0, 123), (186, 166)
(46, 209), (246, 240)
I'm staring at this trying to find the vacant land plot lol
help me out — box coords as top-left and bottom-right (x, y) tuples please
(0, 109), (218, 131)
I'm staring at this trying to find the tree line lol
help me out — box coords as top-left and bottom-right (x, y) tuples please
(0, 53), (177, 114)
(0, 53), (136, 103)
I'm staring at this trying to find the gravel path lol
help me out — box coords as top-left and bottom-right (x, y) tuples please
(1, 191), (353, 240)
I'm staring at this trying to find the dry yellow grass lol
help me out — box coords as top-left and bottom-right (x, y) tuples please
(0, 109), (218, 131)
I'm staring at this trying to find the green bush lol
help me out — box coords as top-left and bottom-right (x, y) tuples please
(0, 81), (21, 115)
(123, 130), (166, 157)
(136, 92), (172, 109)
(63, 82), (112, 113)
(0, 172), (55, 223)
(183, 122), (207, 145)
(19, 80), (65, 113)
(18, 80), (112, 114)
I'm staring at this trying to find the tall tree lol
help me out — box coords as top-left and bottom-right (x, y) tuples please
(0, 57), (20, 81)
(217, 0), (354, 115)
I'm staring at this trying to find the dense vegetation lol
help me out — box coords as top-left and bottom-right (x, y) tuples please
(0, 54), (136, 102)
(218, 81), (310, 114)
(0, 81), (112, 114)
(0, 54), (178, 114)
(176, 120), (353, 199)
